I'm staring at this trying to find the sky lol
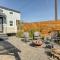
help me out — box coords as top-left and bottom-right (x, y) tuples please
(0, 0), (60, 22)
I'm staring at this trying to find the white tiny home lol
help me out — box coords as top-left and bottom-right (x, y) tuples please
(0, 6), (20, 34)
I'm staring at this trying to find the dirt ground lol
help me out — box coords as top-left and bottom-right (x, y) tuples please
(0, 36), (50, 60)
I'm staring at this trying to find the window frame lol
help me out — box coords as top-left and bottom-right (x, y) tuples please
(10, 12), (13, 14)
(10, 21), (13, 26)
(0, 9), (3, 13)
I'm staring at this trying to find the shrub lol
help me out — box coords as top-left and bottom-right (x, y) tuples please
(29, 28), (41, 39)
(57, 31), (60, 37)
(17, 30), (23, 38)
(29, 29), (35, 39)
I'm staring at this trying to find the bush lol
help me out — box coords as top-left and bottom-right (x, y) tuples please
(29, 28), (41, 40)
(29, 30), (34, 39)
(17, 31), (23, 38)
(57, 31), (60, 37)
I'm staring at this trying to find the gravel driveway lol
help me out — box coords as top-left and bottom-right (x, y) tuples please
(5, 36), (50, 60)
(0, 36), (52, 60)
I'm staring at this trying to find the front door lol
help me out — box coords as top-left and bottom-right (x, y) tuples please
(0, 17), (3, 32)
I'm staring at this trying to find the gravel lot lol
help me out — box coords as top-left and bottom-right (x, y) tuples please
(0, 36), (50, 60)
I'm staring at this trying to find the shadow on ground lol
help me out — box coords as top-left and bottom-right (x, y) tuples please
(45, 49), (52, 57)
(0, 38), (21, 60)
(29, 43), (38, 47)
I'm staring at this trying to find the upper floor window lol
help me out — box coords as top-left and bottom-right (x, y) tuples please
(10, 12), (13, 14)
(0, 9), (3, 13)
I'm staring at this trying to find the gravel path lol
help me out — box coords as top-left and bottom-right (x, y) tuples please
(7, 36), (49, 60)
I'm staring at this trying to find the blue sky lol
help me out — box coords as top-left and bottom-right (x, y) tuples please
(0, 0), (60, 22)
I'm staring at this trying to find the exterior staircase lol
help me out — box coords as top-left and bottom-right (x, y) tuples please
(0, 33), (8, 40)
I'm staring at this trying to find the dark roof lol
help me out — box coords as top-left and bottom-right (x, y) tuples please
(0, 6), (20, 13)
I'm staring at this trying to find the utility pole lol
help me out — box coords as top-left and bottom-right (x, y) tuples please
(55, 0), (58, 20)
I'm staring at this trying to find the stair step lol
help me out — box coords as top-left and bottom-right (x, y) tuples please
(0, 34), (8, 40)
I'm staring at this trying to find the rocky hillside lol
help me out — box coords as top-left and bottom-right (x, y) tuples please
(22, 20), (60, 35)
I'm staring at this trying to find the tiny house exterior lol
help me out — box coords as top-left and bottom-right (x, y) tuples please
(0, 6), (20, 34)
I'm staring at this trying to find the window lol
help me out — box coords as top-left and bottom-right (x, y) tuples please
(3, 17), (6, 24)
(10, 12), (13, 14)
(16, 20), (20, 25)
(10, 21), (13, 26)
(0, 9), (3, 13)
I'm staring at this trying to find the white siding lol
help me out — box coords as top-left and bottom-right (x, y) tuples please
(0, 8), (21, 33)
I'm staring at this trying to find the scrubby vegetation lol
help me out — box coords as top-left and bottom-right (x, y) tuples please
(29, 29), (35, 39)
(17, 30), (24, 37)
(16, 20), (24, 37)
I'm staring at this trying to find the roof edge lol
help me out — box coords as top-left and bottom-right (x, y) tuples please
(0, 6), (20, 13)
